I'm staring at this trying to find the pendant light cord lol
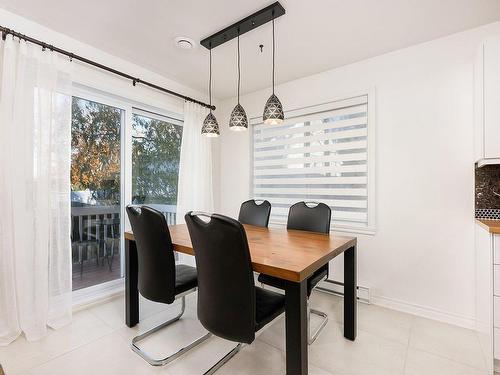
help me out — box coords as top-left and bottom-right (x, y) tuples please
(209, 46), (212, 111)
(272, 17), (275, 95)
(237, 33), (241, 104)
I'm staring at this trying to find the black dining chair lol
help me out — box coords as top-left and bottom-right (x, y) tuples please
(125, 205), (211, 366)
(258, 201), (331, 344)
(185, 212), (285, 374)
(238, 199), (271, 227)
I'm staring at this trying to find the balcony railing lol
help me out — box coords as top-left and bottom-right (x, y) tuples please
(71, 203), (177, 290)
(71, 204), (177, 239)
(136, 204), (177, 226)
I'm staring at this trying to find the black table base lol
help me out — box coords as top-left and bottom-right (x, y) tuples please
(124, 238), (357, 375)
(344, 245), (357, 341)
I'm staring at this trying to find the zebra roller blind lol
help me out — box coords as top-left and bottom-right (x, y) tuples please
(252, 94), (373, 231)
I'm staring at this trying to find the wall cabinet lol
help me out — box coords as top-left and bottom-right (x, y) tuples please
(475, 37), (500, 166)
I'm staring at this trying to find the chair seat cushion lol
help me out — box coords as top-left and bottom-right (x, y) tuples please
(258, 264), (329, 296)
(255, 287), (285, 332)
(174, 264), (198, 295)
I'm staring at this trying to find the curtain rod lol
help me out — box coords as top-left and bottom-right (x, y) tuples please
(0, 26), (215, 111)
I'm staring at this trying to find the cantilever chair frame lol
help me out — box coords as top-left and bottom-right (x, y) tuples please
(131, 287), (212, 366)
(126, 205), (211, 367)
(260, 201), (330, 345)
(186, 211), (284, 375)
(298, 201), (330, 345)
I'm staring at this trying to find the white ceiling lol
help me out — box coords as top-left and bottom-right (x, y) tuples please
(1, 0), (500, 99)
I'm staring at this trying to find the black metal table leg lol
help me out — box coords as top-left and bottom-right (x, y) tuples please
(125, 238), (139, 327)
(344, 245), (357, 341)
(285, 279), (308, 375)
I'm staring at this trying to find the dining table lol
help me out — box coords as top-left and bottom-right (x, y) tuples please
(124, 223), (357, 375)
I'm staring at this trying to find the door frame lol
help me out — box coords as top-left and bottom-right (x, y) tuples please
(70, 84), (184, 304)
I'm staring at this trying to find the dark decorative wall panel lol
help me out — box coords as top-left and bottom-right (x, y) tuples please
(475, 164), (500, 219)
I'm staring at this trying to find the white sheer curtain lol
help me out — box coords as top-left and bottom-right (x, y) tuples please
(0, 36), (73, 345)
(176, 102), (214, 264)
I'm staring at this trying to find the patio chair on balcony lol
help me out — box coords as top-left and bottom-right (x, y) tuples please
(101, 216), (120, 271)
(71, 216), (100, 278)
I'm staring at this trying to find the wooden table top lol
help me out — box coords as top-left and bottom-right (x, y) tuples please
(125, 224), (357, 282)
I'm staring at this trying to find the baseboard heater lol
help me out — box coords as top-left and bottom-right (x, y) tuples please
(316, 279), (371, 304)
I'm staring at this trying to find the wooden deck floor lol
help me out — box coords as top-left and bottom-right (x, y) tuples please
(72, 256), (122, 291)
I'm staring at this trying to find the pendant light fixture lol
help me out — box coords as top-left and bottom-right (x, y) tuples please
(229, 32), (248, 131)
(201, 46), (220, 137)
(200, 2), (285, 133)
(262, 16), (284, 125)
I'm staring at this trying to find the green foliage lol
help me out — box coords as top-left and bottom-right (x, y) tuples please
(132, 114), (182, 205)
(71, 97), (121, 204)
(71, 97), (182, 206)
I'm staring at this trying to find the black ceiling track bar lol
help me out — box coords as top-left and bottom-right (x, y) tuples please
(0, 25), (215, 110)
(200, 2), (285, 50)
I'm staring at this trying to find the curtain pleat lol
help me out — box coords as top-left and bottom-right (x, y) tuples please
(0, 36), (73, 345)
(176, 102), (214, 266)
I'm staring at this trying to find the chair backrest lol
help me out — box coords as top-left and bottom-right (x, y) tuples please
(238, 199), (271, 227)
(126, 205), (176, 304)
(185, 212), (256, 344)
(287, 202), (331, 234)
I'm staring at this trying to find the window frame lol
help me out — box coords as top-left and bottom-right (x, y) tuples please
(249, 89), (376, 235)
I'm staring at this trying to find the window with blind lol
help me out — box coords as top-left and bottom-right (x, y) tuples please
(252, 94), (375, 233)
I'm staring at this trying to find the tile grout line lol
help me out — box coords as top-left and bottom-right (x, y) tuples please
(473, 327), (491, 371)
(23, 300), (174, 373)
(84, 297), (182, 334)
(406, 316), (488, 372)
(17, 316), (118, 374)
(401, 315), (415, 374)
(27, 332), (117, 373)
(85, 306), (124, 333)
(406, 347), (489, 373)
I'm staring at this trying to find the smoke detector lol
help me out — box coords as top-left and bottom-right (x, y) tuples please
(174, 37), (195, 50)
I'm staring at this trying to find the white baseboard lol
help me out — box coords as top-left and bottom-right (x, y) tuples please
(315, 282), (474, 330)
(371, 294), (475, 330)
(72, 277), (475, 331)
(316, 279), (371, 304)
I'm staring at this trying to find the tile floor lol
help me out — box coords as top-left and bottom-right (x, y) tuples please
(0, 291), (490, 375)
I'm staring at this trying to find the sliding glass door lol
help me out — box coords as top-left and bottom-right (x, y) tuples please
(70, 97), (123, 291)
(69, 88), (184, 294)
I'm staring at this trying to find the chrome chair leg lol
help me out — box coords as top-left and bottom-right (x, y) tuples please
(203, 343), (243, 375)
(260, 278), (329, 344)
(131, 295), (212, 366)
(308, 282), (329, 345)
(308, 306), (328, 344)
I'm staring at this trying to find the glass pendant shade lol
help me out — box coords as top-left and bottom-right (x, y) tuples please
(229, 34), (248, 132)
(201, 111), (220, 137)
(202, 45), (219, 137)
(263, 93), (284, 125)
(229, 103), (248, 131)
(262, 17), (284, 125)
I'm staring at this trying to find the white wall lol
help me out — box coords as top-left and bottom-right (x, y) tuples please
(217, 22), (500, 328)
